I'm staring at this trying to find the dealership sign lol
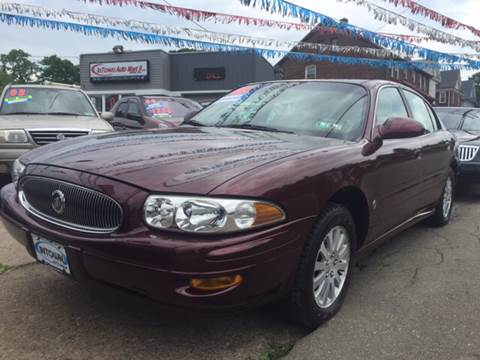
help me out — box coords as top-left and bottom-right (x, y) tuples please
(89, 61), (149, 82)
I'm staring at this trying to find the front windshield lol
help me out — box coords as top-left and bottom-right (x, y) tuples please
(191, 82), (368, 141)
(0, 87), (96, 116)
(461, 110), (480, 131)
(435, 109), (466, 129)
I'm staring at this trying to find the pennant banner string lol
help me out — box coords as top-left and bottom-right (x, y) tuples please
(237, 0), (480, 67)
(0, 11), (475, 71)
(77, 0), (315, 31)
(379, 33), (431, 43)
(374, 0), (480, 39)
(75, 0), (480, 55)
(0, 2), (411, 59)
(335, 0), (480, 51)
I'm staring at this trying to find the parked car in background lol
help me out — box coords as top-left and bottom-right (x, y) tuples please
(103, 96), (202, 130)
(1, 80), (456, 329)
(0, 83), (113, 178)
(435, 107), (480, 182)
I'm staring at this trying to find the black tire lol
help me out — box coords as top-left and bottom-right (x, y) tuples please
(428, 168), (455, 227)
(290, 203), (357, 329)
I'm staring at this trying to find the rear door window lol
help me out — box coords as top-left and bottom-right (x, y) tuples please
(376, 87), (409, 126)
(402, 90), (435, 133)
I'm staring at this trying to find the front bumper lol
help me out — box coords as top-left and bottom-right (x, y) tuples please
(458, 161), (480, 183)
(1, 183), (314, 309)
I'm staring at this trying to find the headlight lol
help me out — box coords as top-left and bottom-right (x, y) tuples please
(144, 195), (285, 233)
(0, 130), (29, 143)
(90, 130), (110, 134)
(11, 159), (26, 183)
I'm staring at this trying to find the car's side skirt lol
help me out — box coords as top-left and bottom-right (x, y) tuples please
(356, 208), (435, 259)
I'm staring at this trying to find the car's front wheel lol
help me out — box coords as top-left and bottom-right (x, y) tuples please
(290, 203), (356, 329)
(428, 168), (455, 227)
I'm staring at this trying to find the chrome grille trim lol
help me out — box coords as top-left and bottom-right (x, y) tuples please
(27, 129), (90, 145)
(19, 176), (123, 234)
(457, 145), (480, 162)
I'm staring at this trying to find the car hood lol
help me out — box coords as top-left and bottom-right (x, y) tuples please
(0, 114), (112, 130)
(22, 127), (346, 194)
(451, 129), (480, 144)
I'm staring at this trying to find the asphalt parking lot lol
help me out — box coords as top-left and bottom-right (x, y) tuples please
(1, 182), (480, 360)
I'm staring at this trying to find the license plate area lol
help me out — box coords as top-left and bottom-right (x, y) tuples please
(32, 234), (71, 275)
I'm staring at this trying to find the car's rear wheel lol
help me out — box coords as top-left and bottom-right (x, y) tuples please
(428, 168), (455, 227)
(290, 203), (356, 329)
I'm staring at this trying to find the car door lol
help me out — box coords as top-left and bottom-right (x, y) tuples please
(401, 89), (453, 209)
(123, 100), (145, 130)
(367, 86), (424, 240)
(112, 100), (129, 130)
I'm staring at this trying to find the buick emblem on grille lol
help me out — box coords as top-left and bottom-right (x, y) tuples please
(51, 190), (66, 215)
(56, 133), (66, 141)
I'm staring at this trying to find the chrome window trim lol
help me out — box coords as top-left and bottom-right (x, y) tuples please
(18, 177), (123, 234)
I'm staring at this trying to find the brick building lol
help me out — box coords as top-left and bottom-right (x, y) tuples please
(435, 70), (463, 107)
(274, 20), (436, 102)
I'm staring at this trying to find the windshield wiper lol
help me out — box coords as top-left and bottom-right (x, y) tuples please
(220, 123), (295, 134)
(183, 119), (207, 127)
(0, 111), (44, 115)
(45, 112), (82, 116)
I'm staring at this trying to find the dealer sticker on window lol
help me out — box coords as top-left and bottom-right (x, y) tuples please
(32, 234), (71, 275)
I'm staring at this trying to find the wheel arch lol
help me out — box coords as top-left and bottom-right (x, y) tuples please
(328, 186), (370, 250)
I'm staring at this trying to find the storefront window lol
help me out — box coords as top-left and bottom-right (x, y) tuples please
(106, 95), (119, 111)
(89, 96), (103, 112)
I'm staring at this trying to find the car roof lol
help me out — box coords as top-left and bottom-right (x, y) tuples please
(122, 95), (194, 101)
(7, 84), (82, 91)
(434, 107), (478, 111)
(434, 107), (480, 115)
(247, 79), (404, 87)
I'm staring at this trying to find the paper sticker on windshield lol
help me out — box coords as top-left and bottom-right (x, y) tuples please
(8, 88), (27, 97)
(315, 121), (342, 130)
(4, 94), (32, 105)
(145, 101), (173, 117)
(218, 85), (260, 103)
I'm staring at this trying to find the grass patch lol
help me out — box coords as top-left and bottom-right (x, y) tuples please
(0, 263), (11, 274)
(250, 341), (295, 360)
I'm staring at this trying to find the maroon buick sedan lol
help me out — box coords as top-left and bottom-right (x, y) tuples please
(1, 80), (457, 328)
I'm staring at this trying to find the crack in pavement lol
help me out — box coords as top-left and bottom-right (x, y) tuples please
(408, 267), (420, 287)
(0, 261), (36, 276)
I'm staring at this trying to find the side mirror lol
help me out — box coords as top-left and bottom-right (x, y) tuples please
(378, 117), (426, 140)
(101, 112), (114, 122)
(362, 117), (425, 156)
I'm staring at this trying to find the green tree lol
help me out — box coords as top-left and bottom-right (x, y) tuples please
(0, 69), (13, 94)
(0, 49), (38, 83)
(39, 55), (79, 84)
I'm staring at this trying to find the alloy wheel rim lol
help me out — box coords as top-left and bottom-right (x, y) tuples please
(442, 177), (453, 219)
(313, 225), (350, 309)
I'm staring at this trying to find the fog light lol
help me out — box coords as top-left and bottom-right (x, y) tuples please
(190, 275), (243, 291)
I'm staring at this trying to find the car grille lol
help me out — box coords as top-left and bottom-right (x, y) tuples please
(28, 130), (90, 145)
(457, 145), (480, 162)
(19, 176), (123, 234)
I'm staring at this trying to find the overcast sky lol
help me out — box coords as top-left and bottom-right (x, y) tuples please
(0, 0), (478, 78)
